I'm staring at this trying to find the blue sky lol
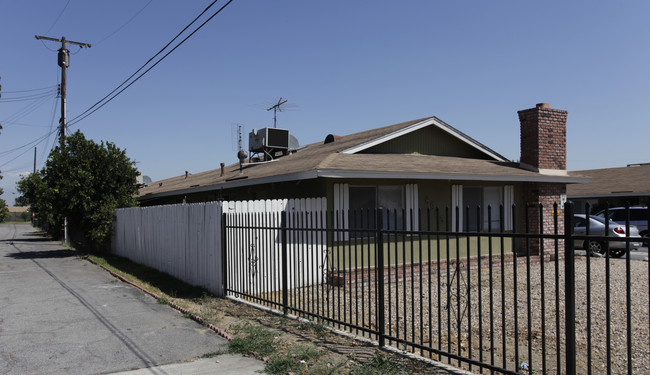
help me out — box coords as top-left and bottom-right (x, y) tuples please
(1, 1), (649, 205)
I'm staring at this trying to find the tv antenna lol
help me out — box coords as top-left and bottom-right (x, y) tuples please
(267, 97), (288, 128)
(236, 123), (248, 173)
(236, 123), (244, 151)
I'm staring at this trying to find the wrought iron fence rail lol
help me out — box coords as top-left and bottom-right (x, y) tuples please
(223, 203), (649, 375)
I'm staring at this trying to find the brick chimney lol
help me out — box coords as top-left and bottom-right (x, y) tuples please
(518, 103), (568, 255)
(518, 103), (567, 175)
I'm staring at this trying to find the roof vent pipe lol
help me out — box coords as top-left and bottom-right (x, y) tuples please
(185, 171), (189, 179)
(324, 134), (341, 144)
(220, 163), (225, 176)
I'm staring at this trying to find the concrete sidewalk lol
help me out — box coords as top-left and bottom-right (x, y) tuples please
(107, 355), (264, 374)
(0, 223), (264, 375)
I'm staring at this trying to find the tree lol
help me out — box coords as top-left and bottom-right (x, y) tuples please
(16, 172), (51, 226)
(16, 131), (139, 250)
(0, 204), (9, 222)
(0, 172), (10, 223)
(14, 194), (29, 207)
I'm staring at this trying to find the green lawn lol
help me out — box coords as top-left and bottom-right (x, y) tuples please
(328, 235), (514, 269)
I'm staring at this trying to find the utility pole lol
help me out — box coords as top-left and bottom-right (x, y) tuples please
(35, 36), (90, 244)
(32, 147), (37, 224)
(34, 36), (91, 142)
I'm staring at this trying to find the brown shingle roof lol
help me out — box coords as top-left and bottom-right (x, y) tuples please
(567, 164), (650, 197)
(139, 117), (585, 199)
(8, 206), (29, 213)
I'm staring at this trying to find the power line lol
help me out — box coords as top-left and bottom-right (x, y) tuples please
(94, 0), (154, 45)
(68, 0), (225, 124)
(44, 0), (71, 34)
(1, 123), (50, 128)
(68, 0), (222, 124)
(0, 81), (59, 127)
(0, 128), (57, 161)
(38, 39), (59, 52)
(1, 85), (58, 94)
(1, 95), (56, 125)
(67, 0), (234, 127)
(40, 88), (61, 166)
(0, 89), (57, 103)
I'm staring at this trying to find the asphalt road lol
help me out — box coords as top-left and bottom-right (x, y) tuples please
(575, 246), (649, 261)
(0, 223), (263, 375)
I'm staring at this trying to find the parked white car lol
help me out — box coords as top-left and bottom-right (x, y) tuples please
(573, 214), (642, 257)
(595, 206), (648, 238)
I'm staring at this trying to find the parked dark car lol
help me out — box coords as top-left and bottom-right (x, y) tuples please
(572, 214), (642, 257)
(595, 206), (648, 238)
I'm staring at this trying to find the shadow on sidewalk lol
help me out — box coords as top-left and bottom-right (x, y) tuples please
(5, 249), (77, 259)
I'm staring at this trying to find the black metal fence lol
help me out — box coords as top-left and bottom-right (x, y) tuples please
(223, 203), (649, 374)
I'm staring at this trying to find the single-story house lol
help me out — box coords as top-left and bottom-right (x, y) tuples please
(139, 103), (587, 248)
(7, 206), (30, 222)
(568, 163), (650, 213)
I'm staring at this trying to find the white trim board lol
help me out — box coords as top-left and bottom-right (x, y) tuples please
(341, 117), (508, 162)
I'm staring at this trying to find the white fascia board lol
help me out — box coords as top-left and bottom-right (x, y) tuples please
(314, 169), (590, 184)
(341, 117), (508, 162)
(341, 118), (435, 154)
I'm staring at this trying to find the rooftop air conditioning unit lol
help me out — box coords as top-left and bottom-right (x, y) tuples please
(249, 128), (290, 153)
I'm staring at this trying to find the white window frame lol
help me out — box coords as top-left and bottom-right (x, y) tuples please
(452, 184), (514, 232)
(335, 183), (419, 235)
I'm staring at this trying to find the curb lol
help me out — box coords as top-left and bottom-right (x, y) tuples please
(83, 256), (233, 341)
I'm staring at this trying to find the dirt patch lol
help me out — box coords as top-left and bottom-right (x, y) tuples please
(170, 294), (460, 374)
(85, 253), (462, 374)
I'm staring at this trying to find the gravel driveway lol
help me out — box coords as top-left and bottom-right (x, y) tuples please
(268, 251), (650, 374)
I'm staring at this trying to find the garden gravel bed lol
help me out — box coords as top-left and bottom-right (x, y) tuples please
(278, 254), (649, 374)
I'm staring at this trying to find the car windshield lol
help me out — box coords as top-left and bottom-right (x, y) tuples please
(589, 215), (617, 225)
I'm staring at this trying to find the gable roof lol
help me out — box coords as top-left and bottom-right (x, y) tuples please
(341, 116), (508, 161)
(139, 116), (587, 201)
(567, 164), (650, 198)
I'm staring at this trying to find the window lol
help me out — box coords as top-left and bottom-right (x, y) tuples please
(452, 184), (514, 232)
(573, 217), (586, 227)
(333, 183), (419, 239)
(349, 185), (405, 232)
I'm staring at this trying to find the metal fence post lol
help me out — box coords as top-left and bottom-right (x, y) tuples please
(564, 202), (576, 375)
(281, 211), (289, 315)
(376, 209), (386, 347)
(221, 211), (228, 296)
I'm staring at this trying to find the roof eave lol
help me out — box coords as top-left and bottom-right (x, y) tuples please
(139, 170), (321, 201)
(139, 168), (588, 201)
(568, 192), (650, 199)
(314, 169), (589, 183)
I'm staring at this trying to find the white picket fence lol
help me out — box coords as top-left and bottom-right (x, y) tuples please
(112, 198), (327, 297)
(224, 198), (328, 296)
